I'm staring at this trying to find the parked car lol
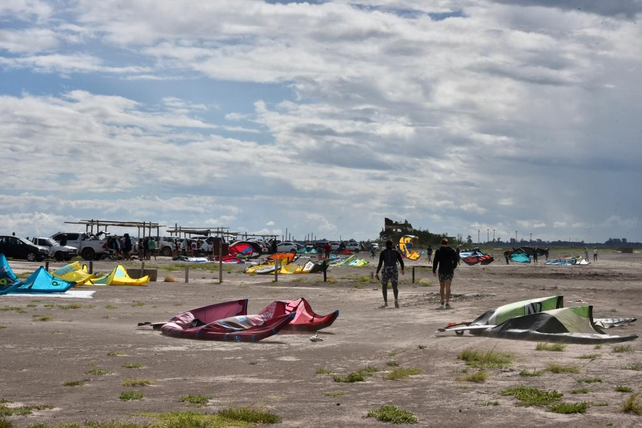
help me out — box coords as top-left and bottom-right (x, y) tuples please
(277, 241), (299, 253)
(0, 235), (49, 262)
(344, 240), (361, 252)
(31, 237), (77, 261)
(51, 232), (106, 260)
(329, 241), (341, 251)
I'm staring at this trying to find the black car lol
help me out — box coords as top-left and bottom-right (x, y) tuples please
(0, 235), (49, 262)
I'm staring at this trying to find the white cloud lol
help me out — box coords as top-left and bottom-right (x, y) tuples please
(0, 28), (59, 53)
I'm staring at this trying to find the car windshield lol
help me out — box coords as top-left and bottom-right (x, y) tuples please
(39, 238), (56, 247)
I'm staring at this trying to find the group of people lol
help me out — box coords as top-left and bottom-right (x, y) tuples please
(375, 238), (459, 310)
(103, 234), (133, 260)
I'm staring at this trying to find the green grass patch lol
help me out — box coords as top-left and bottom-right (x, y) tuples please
(104, 304), (118, 309)
(457, 371), (488, 383)
(315, 368), (332, 374)
(215, 407), (281, 424)
(0, 326), (6, 329)
(0, 306), (26, 313)
(578, 354), (601, 360)
(120, 391), (144, 401)
(458, 348), (512, 369)
(122, 363), (143, 369)
(615, 386), (633, 393)
(550, 402), (590, 414)
(130, 301), (146, 307)
(613, 345), (634, 353)
(107, 351), (127, 357)
(500, 386), (563, 407)
(384, 367), (422, 381)
(417, 345), (426, 350)
(386, 361), (400, 367)
(56, 303), (83, 310)
(32, 315), (53, 322)
(26, 304), (37, 308)
(85, 368), (112, 376)
(536, 343), (566, 352)
(519, 369), (543, 377)
(323, 391), (345, 397)
(546, 364), (580, 374)
(622, 392), (642, 415)
(333, 372), (365, 383)
(64, 380), (87, 387)
(122, 379), (154, 387)
(388, 351), (398, 357)
(362, 366), (381, 375)
(594, 344), (602, 350)
(570, 387), (590, 394)
(180, 395), (211, 407)
(366, 405), (417, 424)
(626, 362), (642, 371)
(418, 278), (432, 287)
(0, 403), (53, 416)
(578, 377), (602, 384)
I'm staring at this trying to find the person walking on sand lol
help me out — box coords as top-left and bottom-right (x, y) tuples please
(375, 240), (405, 309)
(433, 238), (459, 309)
(427, 245), (433, 263)
(593, 248), (598, 262)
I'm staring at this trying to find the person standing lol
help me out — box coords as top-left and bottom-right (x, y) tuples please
(148, 238), (156, 260)
(593, 248), (598, 261)
(584, 247), (589, 262)
(123, 234), (132, 260)
(375, 240), (405, 309)
(324, 242), (332, 260)
(427, 245), (433, 263)
(433, 238), (459, 309)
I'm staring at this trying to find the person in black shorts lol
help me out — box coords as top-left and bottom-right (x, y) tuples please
(375, 240), (405, 308)
(433, 238), (459, 309)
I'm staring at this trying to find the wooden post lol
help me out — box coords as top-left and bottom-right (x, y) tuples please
(140, 261), (145, 279)
(370, 271), (374, 280)
(218, 239), (223, 284)
(185, 265), (189, 283)
(89, 261), (93, 274)
(412, 266), (416, 283)
(45, 261), (49, 272)
(274, 259), (280, 282)
(323, 261), (327, 282)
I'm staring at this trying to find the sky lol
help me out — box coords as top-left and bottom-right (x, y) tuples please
(1, 0), (641, 244)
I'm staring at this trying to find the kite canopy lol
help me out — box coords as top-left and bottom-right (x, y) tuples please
(258, 298), (339, 332)
(398, 235), (421, 260)
(510, 253), (531, 263)
(52, 262), (95, 286)
(0, 254), (23, 295)
(160, 299), (295, 342)
(91, 265), (149, 286)
(159, 298), (338, 341)
(13, 267), (75, 293)
(461, 249), (494, 266)
(228, 242), (261, 259)
(440, 296), (637, 344)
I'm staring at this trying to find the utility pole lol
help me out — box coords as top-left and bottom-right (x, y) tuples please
(487, 229), (490, 243)
(515, 231), (518, 243)
(477, 230), (480, 245)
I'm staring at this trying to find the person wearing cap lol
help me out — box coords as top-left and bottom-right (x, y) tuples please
(375, 239), (405, 308)
(433, 238), (459, 309)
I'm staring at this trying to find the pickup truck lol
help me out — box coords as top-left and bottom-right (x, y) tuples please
(31, 237), (77, 261)
(51, 232), (106, 260)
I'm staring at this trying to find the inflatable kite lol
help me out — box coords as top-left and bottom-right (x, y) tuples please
(0, 254), (23, 295)
(0, 255), (75, 294)
(398, 235), (421, 260)
(438, 296), (637, 344)
(153, 298), (338, 341)
(52, 262), (96, 285)
(90, 265), (150, 286)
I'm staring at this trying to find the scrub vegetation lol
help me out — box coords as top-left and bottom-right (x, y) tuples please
(122, 379), (154, 387)
(519, 369), (543, 377)
(366, 405), (418, 424)
(179, 395), (211, 407)
(546, 364), (580, 374)
(85, 369), (112, 376)
(119, 391), (143, 401)
(536, 343), (566, 352)
(500, 386), (563, 407)
(457, 371), (488, 383)
(550, 402), (590, 414)
(621, 393), (642, 415)
(385, 367), (422, 381)
(613, 345), (634, 353)
(458, 348), (512, 369)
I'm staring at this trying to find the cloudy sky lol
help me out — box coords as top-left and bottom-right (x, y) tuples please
(1, 0), (641, 243)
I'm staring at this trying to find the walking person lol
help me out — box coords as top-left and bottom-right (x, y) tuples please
(375, 240), (405, 309)
(123, 234), (132, 260)
(427, 245), (433, 263)
(433, 238), (459, 309)
(148, 237), (156, 260)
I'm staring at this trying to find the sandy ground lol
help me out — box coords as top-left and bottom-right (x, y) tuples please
(1, 251), (641, 427)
